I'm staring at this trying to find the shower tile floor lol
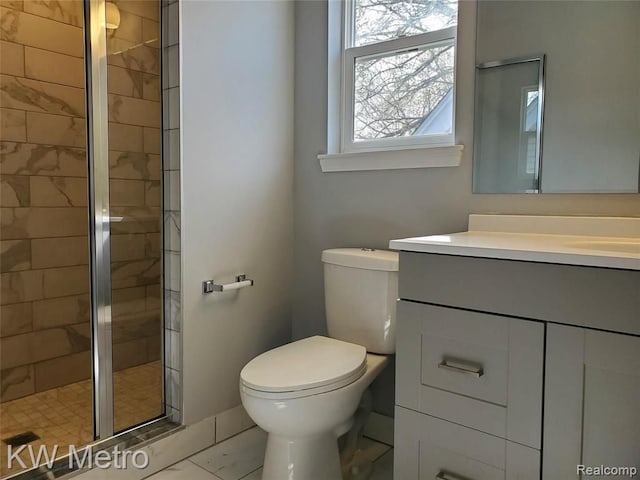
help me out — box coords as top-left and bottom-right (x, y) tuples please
(0, 361), (162, 478)
(145, 426), (394, 480)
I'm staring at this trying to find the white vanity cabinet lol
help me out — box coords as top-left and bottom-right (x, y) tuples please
(395, 301), (543, 480)
(394, 251), (640, 480)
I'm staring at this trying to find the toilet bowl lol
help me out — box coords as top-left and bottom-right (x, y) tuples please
(240, 337), (389, 480)
(240, 248), (398, 480)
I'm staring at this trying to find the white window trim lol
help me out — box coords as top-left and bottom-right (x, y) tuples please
(319, 145), (463, 172)
(320, 0), (464, 173)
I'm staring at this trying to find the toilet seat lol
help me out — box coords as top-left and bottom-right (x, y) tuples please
(240, 336), (367, 399)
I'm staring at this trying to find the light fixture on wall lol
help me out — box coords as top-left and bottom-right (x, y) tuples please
(105, 2), (121, 30)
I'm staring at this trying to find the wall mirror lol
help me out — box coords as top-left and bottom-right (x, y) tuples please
(472, 1), (640, 194)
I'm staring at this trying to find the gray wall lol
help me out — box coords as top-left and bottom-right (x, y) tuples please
(293, 0), (640, 416)
(181, 0), (294, 424)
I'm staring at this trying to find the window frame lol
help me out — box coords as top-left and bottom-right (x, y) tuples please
(340, 0), (458, 154)
(519, 86), (540, 177)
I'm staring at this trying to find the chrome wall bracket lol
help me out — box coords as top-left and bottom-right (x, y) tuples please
(203, 274), (254, 294)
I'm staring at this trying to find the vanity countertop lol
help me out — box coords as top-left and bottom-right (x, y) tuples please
(389, 215), (640, 271)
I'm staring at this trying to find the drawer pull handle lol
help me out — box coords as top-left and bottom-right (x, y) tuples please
(438, 359), (484, 378)
(436, 470), (473, 480)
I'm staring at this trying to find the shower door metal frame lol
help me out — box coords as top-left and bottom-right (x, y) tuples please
(85, 0), (114, 440)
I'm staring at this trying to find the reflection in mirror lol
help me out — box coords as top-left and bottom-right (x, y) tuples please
(473, 58), (544, 193)
(473, 1), (640, 193)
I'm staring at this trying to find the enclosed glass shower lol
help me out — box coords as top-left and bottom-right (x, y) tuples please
(1, 0), (165, 476)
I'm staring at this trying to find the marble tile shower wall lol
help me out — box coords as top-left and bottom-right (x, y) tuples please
(0, 0), (164, 403)
(162, 0), (182, 423)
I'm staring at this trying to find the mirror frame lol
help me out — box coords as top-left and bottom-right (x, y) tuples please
(473, 55), (546, 193)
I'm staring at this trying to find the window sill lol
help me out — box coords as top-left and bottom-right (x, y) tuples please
(317, 145), (464, 173)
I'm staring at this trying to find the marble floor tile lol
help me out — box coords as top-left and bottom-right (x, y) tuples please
(145, 460), (220, 480)
(370, 449), (393, 480)
(240, 468), (262, 480)
(180, 427), (393, 480)
(189, 428), (267, 480)
(343, 436), (393, 480)
(359, 436), (392, 463)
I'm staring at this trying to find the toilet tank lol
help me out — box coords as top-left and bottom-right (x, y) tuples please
(322, 248), (399, 354)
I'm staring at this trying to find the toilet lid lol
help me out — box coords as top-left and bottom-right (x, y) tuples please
(240, 336), (367, 393)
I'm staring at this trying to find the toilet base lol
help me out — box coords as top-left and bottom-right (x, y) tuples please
(262, 433), (342, 480)
(241, 353), (390, 479)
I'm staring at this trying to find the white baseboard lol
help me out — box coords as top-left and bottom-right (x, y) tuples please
(73, 404), (254, 480)
(363, 412), (394, 446)
(73, 416), (216, 480)
(215, 404), (256, 443)
(72, 407), (388, 480)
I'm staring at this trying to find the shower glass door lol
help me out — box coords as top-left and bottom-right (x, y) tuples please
(1, 0), (93, 475)
(104, 0), (164, 433)
(0, 0), (164, 476)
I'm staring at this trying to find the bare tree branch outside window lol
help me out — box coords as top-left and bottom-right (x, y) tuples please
(352, 0), (457, 141)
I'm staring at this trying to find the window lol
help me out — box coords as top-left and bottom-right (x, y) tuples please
(519, 87), (539, 177)
(341, 0), (458, 153)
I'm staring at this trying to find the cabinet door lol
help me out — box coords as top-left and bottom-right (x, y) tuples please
(543, 324), (640, 479)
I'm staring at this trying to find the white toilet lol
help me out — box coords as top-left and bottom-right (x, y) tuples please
(240, 248), (398, 480)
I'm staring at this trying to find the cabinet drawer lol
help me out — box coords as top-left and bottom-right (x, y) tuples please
(397, 300), (544, 449)
(399, 252), (640, 335)
(420, 305), (509, 405)
(395, 406), (540, 480)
